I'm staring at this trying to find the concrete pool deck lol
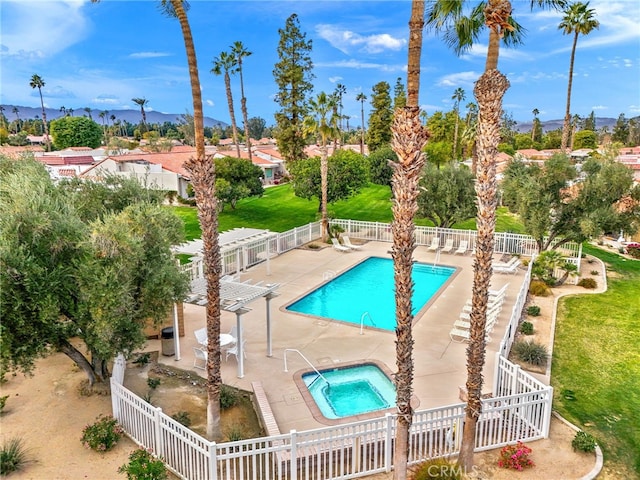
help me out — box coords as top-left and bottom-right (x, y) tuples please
(147, 240), (527, 434)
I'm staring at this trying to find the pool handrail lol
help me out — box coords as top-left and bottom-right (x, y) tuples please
(360, 311), (376, 335)
(283, 348), (330, 388)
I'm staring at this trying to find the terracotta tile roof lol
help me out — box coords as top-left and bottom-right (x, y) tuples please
(57, 168), (77, 177)
(109, 150), (195, 178)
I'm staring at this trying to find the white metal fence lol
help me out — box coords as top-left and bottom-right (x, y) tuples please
(180, 220), (581, 282)
(113, 230), (556, 480)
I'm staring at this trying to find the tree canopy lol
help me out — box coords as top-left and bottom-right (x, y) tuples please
(417, 163), (477, 228)
(0, 157), (188, 385)
(288, 149), (368, 211)
(50, 116), (103, 149)
(214, 156), (264, 210)
(501, 154), (640, 250)
(366, 81), (393, 153)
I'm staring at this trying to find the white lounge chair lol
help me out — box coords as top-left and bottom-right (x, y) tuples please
(494, 259), (520, 274)
(331, 238), (350, 253)
(441, 238), (455, 253)
(454, 240), (469, 255)
(462, 293), (505, 314)
(193, 346), (207, 369)
(342, 236), (362, 250)
(449, 325), (494, 343)
(426, 237), (440, 251)
(494, 256), (519, 269)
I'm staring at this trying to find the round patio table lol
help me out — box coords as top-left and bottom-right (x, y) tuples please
(219, 334), (236, 347)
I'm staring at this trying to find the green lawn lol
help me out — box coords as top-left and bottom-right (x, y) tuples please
(552, 244), (640, 477)
(172, 183), (522, 239)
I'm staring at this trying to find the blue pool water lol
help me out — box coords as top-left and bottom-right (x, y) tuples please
(303, 364), (396, 419)
(286, 256), (455, 331)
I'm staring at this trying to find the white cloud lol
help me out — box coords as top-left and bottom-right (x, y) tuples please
(328, 76), (343, 83)
(206, 99), (214, 107)
(592, 105), (608, 111)
(316, 59), (405, 73)
(436, 71), (480, 88)
(0, 0), (90, 58)
(315, 24), (405, 55)
(129, 52), (172, 59)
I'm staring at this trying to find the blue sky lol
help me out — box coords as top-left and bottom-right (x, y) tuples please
(1, 0), (639, 128)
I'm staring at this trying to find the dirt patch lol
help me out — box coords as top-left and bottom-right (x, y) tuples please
(124, 352), (264, 441)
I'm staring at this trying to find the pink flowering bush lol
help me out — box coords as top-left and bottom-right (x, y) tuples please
(81, 415), (124, 452)
(625, 243), (640, 259)
(497, 441), (535, 471)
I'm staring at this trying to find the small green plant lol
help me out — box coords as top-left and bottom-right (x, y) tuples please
(410, 457), (464, 479)
(520, 321), (534, 335)
(497, 441), (535, 471)
(590, 270), (599, 275)
(0, 438), (31, 475)
(132, 352), (151, 366)
(572, 431), (597, 453)
(577, 278), (597, 289)
(147, 378), (161, 390)
(118, 448), (168, 480)
(513, 340), (548, 366)
(81, 415), (124, 452)
(220, 384), (238, 410)
(0, 395), (9, 414)
(225, 423), (246, 442)
(171, 411), (192, 427)
(529, 280), (551, 297)
(526, 305), (541, 316)
(306, 243), (321, 250)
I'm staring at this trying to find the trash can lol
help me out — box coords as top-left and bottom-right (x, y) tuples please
(161, 327), (175, 356)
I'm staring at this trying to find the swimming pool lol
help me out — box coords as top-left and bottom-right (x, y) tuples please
(300, 363), (396, 420)
(285, 256), (456, 331)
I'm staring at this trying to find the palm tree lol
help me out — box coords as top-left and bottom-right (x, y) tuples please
(211, 51), (241, 158)
(356, 92), (367, 155)
(570, 113), (581, 150)
(426, 0), (566, 470)
(0, 105), (5, 130)
(163, 0), (224, 441)
(230, 41), (253, 161)
(559, 1), (599, 151)
(11, 107), (20, 133)
(389, 2), (429, 478)
(131, 97), (149, 133)
(83, 107), (93, 120)
(99, 111), (107, 139)
(303, 92), (338, 242)
(30, 74), (51, 151)
(59, 106), (67, 117)
(531, 108), (540, 143)
(334, 83), (347, 144)
(68, 108), (74, 117)
(452, 87), (465, 159)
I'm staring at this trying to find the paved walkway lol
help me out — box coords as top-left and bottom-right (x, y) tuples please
(149, 241), (527, 434)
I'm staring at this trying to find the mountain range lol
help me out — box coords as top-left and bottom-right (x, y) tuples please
(1, 104), (623, 133)
(0, 105), (228, 129)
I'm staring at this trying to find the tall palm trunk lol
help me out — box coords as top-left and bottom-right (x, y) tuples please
(458, 0), (511, 471)
(390, 2), (428, 479)
(37, 90), (50, 151)
(320, 144), (329, 241)
(239, 71), (252, 161)
(224, 71), (242, 158)
(171, 0), (223, 441)
(561, 31), (579, 151)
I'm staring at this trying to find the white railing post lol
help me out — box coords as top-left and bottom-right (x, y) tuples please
(384, 413), (393, 473)
(208, 441), (218, 480)
(154, 406), (164, 458)
(542, 387), (553, 438)
(290, 430), (298, 480)
(493, 351), (502, 396)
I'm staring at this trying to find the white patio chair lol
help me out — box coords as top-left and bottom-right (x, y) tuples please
(225, 340), (247, 362)
(426, 237), (440, 251)
(194, 327), (208, 346)
(193, 346), (207, 370)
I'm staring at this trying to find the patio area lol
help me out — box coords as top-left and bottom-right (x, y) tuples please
(145, 240), (527, 434)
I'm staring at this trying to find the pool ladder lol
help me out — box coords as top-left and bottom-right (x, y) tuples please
(283, 348), (330, 389)
(360, 312), (376, 335)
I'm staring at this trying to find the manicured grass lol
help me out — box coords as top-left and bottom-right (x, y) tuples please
(552, 244), (640, 476)
(171, 183), (521, 238)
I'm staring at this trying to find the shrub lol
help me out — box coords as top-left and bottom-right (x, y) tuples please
(81, 415), (124, 452)
(147, 378), (161, 390)
(171, 411), (192, 427)
(520, 321), (534, 335)
(572, 431), (597, 453)
(225, 423), (246, 442)
(410, 457), (464, 479)
(132, 352), (151, 366)
(0, 438), (31, 475)
(625, 243), (640, 259)
(513, 340), (548, 366)
(118, 448), (167, 480)
(220, 384), (238, 410)
(577, 278), (597, 289)
(526, 305), (541, 316)
(0, 395), (8, 414)
(590, 270), (599, 276)
(529, 280), (551, 297)
(497, 441), (535, 470)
